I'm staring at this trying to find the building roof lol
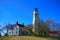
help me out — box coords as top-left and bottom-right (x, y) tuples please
(48, 31), (59, 34)
(6, 22), (25, 30)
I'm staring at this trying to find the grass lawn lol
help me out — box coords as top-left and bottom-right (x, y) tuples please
(0, 36), (59, 40)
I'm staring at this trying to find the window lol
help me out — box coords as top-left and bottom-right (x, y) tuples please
(12, 31), (13, 35)
(16, 31), (17, 34)
(8, 30), (11, 34)
(9, 32), (10, 34)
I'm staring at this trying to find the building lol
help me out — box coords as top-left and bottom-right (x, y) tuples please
(6, 21), (32, 36)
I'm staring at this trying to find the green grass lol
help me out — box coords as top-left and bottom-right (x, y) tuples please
(0, 35), (60, 38)
(0, 36), (59, 40)
(31, 35), (60, 38)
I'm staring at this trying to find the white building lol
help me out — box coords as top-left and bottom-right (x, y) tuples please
(6, 22), (25, 36)
(8, 24), (19, 36)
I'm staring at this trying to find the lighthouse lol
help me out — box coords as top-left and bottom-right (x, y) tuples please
(32, 8), (40, 35)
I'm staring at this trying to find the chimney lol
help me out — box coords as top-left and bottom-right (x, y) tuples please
(16, 21), (18, 25)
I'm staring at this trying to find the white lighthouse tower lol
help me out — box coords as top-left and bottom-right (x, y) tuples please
(32, 8), (40, 35)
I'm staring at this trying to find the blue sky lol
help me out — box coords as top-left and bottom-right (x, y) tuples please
(0, 0), (60, 27)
